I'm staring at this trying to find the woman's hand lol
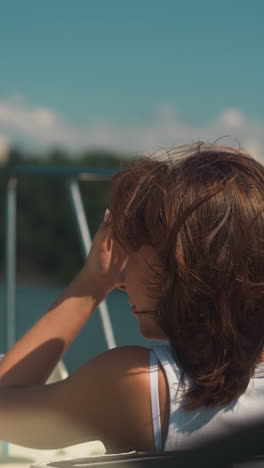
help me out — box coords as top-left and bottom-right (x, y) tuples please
(81, 209), (128, 300)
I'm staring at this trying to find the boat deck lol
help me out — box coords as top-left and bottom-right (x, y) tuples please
(0, 440), (105, 468)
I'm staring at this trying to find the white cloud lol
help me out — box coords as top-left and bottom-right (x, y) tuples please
(219, 109), (246, 128)
(0, 95), (81, 147)
(0, 95), (264, 162)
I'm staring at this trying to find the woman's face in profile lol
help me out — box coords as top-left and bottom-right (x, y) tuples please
(117, 246), (167, 340)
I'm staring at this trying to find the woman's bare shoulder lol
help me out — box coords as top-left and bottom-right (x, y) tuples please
(58, 345), (154, 452)
(0, 346), (154, 451)
(86, 345), (151, 368)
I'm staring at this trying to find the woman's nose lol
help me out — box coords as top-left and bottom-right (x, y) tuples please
(116, 267), (127, 291)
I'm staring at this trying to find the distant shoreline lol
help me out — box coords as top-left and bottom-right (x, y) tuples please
(0, 274), (65, 287)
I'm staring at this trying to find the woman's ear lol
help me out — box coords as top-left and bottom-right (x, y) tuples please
(115, 263), (128, 291)
(103, 208), (111, 224)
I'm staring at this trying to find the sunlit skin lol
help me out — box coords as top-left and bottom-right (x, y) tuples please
(0, 213), (169, 452)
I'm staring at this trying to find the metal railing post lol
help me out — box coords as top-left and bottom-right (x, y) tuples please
(66, 178), (116, 350)
(2, 176), (17, 457)
(5, 177), (17, 350)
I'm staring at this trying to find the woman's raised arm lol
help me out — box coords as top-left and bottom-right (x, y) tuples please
(0, 210), (127, 388)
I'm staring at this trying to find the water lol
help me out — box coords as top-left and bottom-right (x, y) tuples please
(0, 283), (158, 373)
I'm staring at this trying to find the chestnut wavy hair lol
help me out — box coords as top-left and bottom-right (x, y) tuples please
(109, 143), (264, 410)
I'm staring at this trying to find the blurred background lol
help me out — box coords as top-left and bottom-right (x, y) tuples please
(0, 0), (263, 370)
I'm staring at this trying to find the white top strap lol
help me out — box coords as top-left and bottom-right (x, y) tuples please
(149, 350), (163, 451)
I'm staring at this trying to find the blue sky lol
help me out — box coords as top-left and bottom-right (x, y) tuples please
(0, 0), (264, 157)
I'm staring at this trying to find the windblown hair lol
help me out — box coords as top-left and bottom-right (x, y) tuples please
(109, 143), (264, 410)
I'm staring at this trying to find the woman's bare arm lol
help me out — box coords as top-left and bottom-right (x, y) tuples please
(0, 270), (103, 387)
(0, 346), (153, 452)
(0, 212), (155, 451)
(0, 212), (127, 388)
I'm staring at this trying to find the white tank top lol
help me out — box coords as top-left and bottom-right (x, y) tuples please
(150, 343), (264, 451)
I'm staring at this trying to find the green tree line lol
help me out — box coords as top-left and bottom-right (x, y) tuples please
(0, 147), (135, 284)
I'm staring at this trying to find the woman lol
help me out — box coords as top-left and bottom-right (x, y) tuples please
(0, 143), (263, 453)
